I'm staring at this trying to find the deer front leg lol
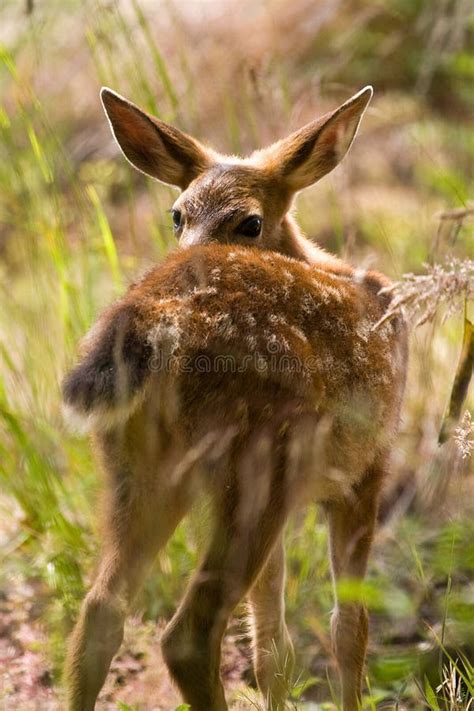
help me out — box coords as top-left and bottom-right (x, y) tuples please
(248, 533), (294, 710)
(325, 463), (382, 711)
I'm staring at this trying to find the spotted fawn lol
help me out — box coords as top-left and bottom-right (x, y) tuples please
(64, 87), (408, 711)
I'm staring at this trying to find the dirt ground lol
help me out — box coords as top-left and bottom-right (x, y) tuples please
(0, 580), (255, 710)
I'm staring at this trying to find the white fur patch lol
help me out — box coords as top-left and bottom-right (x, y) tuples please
(147, 317), (183, 356)
(288, 324), (308, 343)
(62, 386), (147, 434)
(353, 267), (367, 284)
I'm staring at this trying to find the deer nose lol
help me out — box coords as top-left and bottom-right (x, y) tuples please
(179, 230), (210, 248)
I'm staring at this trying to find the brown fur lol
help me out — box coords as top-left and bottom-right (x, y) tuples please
(64, 244), (407, 711)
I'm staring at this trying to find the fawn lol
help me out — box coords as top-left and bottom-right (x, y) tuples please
(64, 87), (408, 711)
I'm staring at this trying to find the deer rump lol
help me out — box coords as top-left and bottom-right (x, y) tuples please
(63, 244), (404, 467)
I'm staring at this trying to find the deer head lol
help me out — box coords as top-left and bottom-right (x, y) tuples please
(101, 86), (372, 260)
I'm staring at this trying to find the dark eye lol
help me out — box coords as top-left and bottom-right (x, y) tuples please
(237, 215), (262, 238)
(171, 209), (182, 231)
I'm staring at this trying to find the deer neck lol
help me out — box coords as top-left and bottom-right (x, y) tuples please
(278, 214), (345, 270)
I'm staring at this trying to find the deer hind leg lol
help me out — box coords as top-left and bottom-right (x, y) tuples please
(162, 442), (290, 711)
(66, 545), (139, 711)
(325, 461), (383, 711)
(65, 430), (192, 711)
(248, 533), (294, 710)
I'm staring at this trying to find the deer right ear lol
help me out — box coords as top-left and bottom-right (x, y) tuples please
(100, 88), (213, 189)
(259, 86), (373, 192)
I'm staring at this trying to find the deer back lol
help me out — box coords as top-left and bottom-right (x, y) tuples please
(63, 245), (407, 496)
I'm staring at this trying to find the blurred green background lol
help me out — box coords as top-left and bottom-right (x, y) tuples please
(0, 0), (473, 708)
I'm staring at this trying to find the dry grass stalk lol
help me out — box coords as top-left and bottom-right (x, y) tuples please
(438, 207), (474, 221)
(436, 659), (473, 711)
(454, 410), (473, 459)
(439, 316), (474, 444)
(374, 258), (474, 330)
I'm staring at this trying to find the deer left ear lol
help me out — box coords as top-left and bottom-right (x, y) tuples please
(261, 86), (373, 192)
(101, 88), (213, 189)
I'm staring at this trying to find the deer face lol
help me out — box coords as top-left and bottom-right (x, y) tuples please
(101, 86), (372, 255)
(171, 163), (290, 250)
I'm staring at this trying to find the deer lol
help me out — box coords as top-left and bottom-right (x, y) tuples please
(63, 86), (408, 711)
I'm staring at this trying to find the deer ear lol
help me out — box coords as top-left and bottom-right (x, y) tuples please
(101, 88), (213, 189)
(261, 86), (373, 192)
